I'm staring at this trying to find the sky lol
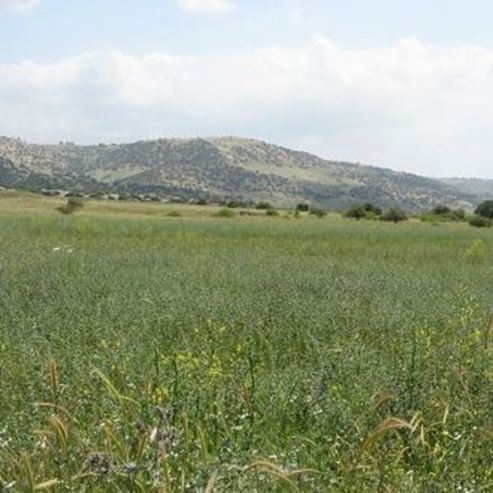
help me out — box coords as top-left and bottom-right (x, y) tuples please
(2, 0), (493, 178)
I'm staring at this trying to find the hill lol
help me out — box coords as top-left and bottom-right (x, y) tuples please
(439, 177), (493, 200)
(0, 135), (478, 210)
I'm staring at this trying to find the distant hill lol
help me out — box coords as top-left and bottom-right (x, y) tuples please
(439, 178), (493, 200)
(0, 135), (479, 211)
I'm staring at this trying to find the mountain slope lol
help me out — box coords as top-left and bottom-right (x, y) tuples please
(439, 178), (493, 200)
(0, 135), (477, 210)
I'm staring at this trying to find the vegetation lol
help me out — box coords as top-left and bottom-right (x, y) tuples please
(0, 194), (492, 491)
(56, 197), (84, 215)
(468, 215), (492, 228)
(0, 135), (480, 211)
(212, 208), (235, 218)
(475, 200), (493, 219)
(421, 205), (466, 223)
(381, 207), (408, 223)
(345, 203), (382, 220)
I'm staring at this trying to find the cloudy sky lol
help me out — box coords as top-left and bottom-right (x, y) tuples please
(2, 0), (493, 177)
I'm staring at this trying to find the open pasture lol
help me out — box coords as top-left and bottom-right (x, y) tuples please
(0, 194), (492, 491)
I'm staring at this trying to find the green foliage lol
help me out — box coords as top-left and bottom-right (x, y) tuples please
(296, 203), (309, 212)
(166, 210), (181, 217)
(381, 207), (408, 223)
(265, 209), (279, 216)
(475, 200), (493, 219)
(0, 211), (492, 491)
(422, 206), (466, 223)
(212, 208), (235, 218)
(308, 207), (327, 218)
(56, 197), (84, 215)
(345, 203), (382, 220)
(255, 201), (273, 210)
(468, 215), (492, 228)
(432, 204), (451, 215)
(345, 206), (366, 220)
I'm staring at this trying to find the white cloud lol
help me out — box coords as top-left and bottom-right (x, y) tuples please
(0, 0), (40, 12)
(177, 0), (234, 15)
(1, 37), (493, 177)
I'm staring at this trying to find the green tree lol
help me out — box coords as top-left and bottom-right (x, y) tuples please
(381, 208), (407, 223)
(475, 200), (493, 219)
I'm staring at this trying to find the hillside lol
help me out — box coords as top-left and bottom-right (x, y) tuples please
(440, 177), (493, 200)
(0, 135), (478, 210)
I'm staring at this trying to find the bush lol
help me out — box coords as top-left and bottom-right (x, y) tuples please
(362, 203), (382, 216)
(475, 200), (493, 219)
(265, 209), (279, 217)
(296, 203), (309, 212)
(344, 207), (366, 220)
(432, 205), (451, 215)
(468, 215), (492, 228)
(256, 202), (273, 210)
(196, 198), (208, 206)
(381, 208), (408, 223)
(57, 197), (84, 215)
(166, 211), (181, 218)
(227, 200), (241, 209)
(309, 207), (327, 218)
(213, 208), (235, 218)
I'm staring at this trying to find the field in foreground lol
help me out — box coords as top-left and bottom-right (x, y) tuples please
(0, 194), (492, 492)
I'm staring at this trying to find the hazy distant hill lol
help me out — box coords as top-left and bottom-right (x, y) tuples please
(439, 177), (493, 200)
(0, 135), (479, 210)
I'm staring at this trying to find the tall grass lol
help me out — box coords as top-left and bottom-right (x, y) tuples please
(0, 213), (492, 491)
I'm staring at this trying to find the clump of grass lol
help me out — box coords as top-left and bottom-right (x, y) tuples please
(166, 210), (182, 217)
(212, 208), (235, 218)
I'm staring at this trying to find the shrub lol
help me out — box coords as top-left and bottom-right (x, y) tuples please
(475, 200), (493, 219)
(166, 211), (181, 217)
(256, 202), (273, 210)
(432, 205), (451, 215)
(468, 215), (492, 228)
(362, 203), (383, 216)
(309, 207), (327, 218)
(57, 197), (84, 215)
(213, 208), (235, 218)
(345, 207), (366, 220)
(381, 208), (408, 223)
(265, 209), (279, 217)
(296, 203), (309, 212)
(227, 200), (241, 209)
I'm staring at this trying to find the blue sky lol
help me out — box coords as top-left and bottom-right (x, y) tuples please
(2, 0), (493, 177)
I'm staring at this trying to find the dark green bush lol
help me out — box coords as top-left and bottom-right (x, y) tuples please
(381, 208), (408, 223)
(256, 202), (273, 210)
(309, 207), (327, 218)
(57, 197), (84, 215)
(344, 207), (366, 220)
(296, 203), (309, 212)
(475, 200), (493, 219)
(468, 215), (492, 228)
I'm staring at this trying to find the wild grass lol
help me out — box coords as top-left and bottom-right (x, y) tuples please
(0, 195), (492, 491)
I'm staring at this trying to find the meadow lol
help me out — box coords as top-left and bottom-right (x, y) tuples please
(0, 193), (492, 492)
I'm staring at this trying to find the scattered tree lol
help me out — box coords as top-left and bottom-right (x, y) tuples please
(381, 208), (407, 223)
(475, 200), (493, 219)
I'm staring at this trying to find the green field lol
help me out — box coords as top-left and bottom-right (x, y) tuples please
(0, 194), (492, 492)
